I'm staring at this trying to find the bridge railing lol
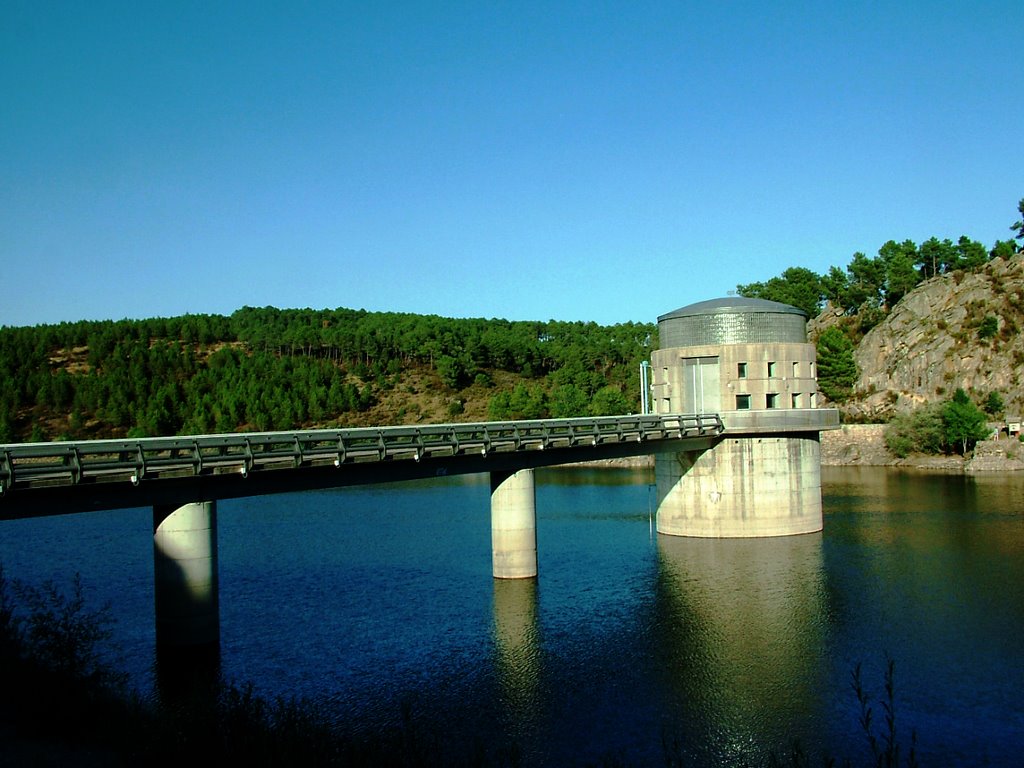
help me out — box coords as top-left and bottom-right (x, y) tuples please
(0, 413), (723, 495)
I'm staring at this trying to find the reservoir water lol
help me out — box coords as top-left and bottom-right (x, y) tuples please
(1, 466), (1022, 765)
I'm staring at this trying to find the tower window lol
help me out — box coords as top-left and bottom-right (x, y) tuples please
(767, 361), (776, 378)
(737, 362), (747, 379)
(736, 394), (751, 410)
(766, 393), (779, 409)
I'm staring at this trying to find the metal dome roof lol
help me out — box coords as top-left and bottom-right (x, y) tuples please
(657, 296), (807, 323)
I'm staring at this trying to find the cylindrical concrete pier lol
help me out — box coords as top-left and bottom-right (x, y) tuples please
(490, 469), (538, 579)
(656, 435), (823, 537)
(153, 501), (220, 649)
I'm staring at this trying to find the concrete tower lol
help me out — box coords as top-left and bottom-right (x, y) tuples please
(651, 297), (824, 537)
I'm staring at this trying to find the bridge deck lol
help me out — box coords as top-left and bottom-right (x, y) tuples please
(0, 414), (731, 519)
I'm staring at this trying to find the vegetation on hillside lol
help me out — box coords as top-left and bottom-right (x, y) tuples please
(741, 197), (1024, 414)
(738, 198), (1023, 324)
(884, 388), (992, 458)
(0, 308), (655, 442)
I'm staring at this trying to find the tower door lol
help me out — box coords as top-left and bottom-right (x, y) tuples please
(681, 356), (720, 413)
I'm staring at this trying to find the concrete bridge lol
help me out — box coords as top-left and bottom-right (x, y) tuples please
(0, 409), (837, 656)
(0, 295), (843, 663)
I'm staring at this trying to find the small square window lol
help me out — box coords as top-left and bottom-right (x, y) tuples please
(766, 393), (779, 409)
(767, 361), (776, 378)
(736, 394), (751, 410)
(737, 362), (747, 379)
(792, 361), (800, 378)
(792, 393), (801, 408)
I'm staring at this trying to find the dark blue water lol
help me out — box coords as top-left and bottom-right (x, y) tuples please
(1, 466), (1022, 765)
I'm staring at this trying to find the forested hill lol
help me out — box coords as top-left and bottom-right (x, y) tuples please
(0, 307), (655, 442)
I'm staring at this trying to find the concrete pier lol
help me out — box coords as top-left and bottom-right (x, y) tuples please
(490, 469), (538, 579)
(153, 501), (220, 649)
(656, 434), (823, 537)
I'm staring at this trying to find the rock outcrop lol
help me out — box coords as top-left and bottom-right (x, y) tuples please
(965, 438), (1024, 473)
(837, 255), (1024, 421)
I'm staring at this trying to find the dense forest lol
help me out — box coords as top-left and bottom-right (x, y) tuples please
(0, 308), (654, 442)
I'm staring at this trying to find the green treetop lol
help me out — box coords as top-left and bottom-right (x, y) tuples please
(943, 388), (990, 455)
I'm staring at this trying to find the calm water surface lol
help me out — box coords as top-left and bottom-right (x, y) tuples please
(1, 466), (1022, 765)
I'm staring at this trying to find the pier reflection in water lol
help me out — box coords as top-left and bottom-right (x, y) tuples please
(653, 532), (830, 763)
(492, 578), (542, 748)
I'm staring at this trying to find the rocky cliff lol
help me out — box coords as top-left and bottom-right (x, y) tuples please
(818, 255), (1024, 421)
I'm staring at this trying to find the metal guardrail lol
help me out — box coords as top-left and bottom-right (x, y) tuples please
(0, 413), (724, 496)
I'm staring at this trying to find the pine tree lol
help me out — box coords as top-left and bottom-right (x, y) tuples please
(816, 327), (858, 403)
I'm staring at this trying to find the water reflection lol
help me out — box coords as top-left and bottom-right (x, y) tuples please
(654, 532), (829, 762)
(491, 578), (542, 744)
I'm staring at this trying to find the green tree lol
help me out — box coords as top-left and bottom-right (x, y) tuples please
(943, 388), (990, 455)
(737, 266), (824, 318)
(435, 355), (468, 390)
(955, 235), (988, 270)
(821, 265), (851, 310)
(816, 327), (858, 403)
(1011, 198), (1024, 249)
(991, 239), (1017, 260)
(549, 384), (590, 418)
(917, 237), (957, 278)
(589, 386), (631, 416)
(983, 391), (1004, 417)
(878, 239), (920, 306)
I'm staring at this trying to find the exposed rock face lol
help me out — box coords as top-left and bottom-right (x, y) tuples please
(843, 255), (1024, 420)
(966, 438), (1024, 472)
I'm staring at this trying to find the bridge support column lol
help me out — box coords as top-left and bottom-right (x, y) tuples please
(656, 435), (823, 538)
(490, 469), (537, 579)
(153, 501), (220, 650)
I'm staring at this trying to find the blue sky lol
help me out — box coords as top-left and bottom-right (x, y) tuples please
(3, 1), (1020, 328)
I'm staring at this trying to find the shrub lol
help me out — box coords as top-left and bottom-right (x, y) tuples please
(978, 315), (999, 339)
(884, 403), (945, 456)
(10, 573), (122, 688)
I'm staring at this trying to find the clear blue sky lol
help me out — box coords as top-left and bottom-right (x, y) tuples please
(3, 1), (1020, 328)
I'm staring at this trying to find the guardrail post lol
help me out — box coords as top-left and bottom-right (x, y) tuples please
(153, 501), (219, 651)
(490, 469), (537, 579)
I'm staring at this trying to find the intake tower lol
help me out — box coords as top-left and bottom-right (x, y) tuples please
(651, 297), (824, 537)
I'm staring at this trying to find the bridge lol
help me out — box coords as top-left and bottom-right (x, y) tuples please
(0, 409), (838, 656)
(0, 413), (725, 518)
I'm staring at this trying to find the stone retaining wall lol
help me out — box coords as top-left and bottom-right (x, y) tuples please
(820, 424), (893, 466)
(562, 425), (1024, 472)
